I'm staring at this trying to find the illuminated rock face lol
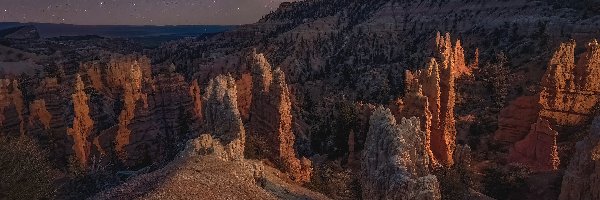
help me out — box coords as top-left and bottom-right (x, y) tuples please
(539, 40), (600, 126)
(247, 52), (311, 183)
(559, 116), (600, 200)
(361, 107), (440, 200)
(67, 75), (95, 168)
(507, 118), (559, 172)
(494, 96), (541, 144)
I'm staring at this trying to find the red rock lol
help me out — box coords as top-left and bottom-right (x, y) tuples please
(508, 118), (559, 172)
(494, 96), (541, 143)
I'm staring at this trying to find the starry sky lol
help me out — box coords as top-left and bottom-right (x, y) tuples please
(0, 0), (293, 25)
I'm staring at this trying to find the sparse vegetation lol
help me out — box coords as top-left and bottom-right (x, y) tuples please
(0, 136), (56, 200)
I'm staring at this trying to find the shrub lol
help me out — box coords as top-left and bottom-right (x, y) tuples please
(482, 164), (531, 200)
(0, 136), (56, 200)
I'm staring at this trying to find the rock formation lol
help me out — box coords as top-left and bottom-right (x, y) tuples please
(0, 79), (24, 136)
(390, 33), (463, 167)
(67, 75), (95, 167)
(539, 40), (600, 126)
(236, 72), (253, 122)
(396, 71), (437, 167)
(361, 107), (440, 200)
(189, 79), (203, 121)
(201, 74), (246, 161)
(494, 96), (541, 143)
(28, 99), (52, 130)
(559, 116), (600, 200)
(246, 51), (311, 183)
(399, 57), (457, 166)
(508, 118), (560, 172)
(435, 32), (471, 77)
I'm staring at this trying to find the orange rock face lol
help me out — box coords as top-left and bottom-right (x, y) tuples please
(494, 96), (541, 143)
(539, 40), (600, 126)
(508, 118), (560, 172)
(392, 33), (465, 167)
(67, 75), (95, 167)
(247, 52), (311, 183)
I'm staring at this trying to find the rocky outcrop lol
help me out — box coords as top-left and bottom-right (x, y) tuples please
(189, 79), (203, 121)
(559, 116), (600, 200)
(435, 32), (471, 76)
(236, 72), (253, 122)
(246, 52), (311, 183)
(399, 55), (457, 167)
(390, 33), (462, 167)
(494, 96), (541, 143)
(0, 79), (24, 136)
(28, 99), (52, 130)
(202, 74), (246, 161)
(508, 118), (560, 172)
(396, 72), (437, 167)
(539, 40), (600, 126)
(67, 75), (95, 167)
(361, 107), (441, 200)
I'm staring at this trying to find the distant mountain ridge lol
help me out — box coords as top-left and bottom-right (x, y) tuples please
(0, 22), (236, 38)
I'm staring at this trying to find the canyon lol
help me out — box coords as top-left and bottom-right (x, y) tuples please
(1, 0), (600, 199)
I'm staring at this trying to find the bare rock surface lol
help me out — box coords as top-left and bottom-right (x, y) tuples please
(361, 107), (441, 200)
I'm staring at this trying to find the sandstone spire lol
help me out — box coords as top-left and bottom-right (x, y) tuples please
(201, 74), (246, 161)
(67, 74), (95, 167)
(247, 51), (311, 183)
(407, 57), (456, 167)
(539, 40), (600, 126)
(361, 107), (440, 200)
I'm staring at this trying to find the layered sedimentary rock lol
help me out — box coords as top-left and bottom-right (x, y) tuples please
(152, 69), (198, 149)
(67, 75), (95, 167)
(361, 107), (440, 200)
(107, 56), (162, 167)
(202, 74), (246, 161)
(494, 96), (541, 143)
(539, 40), (600, 126)
(247, 52), (311, 183)
(559, 116), (600, 200)
(508, 118), (560, 172)
(0, 79), (24, 135)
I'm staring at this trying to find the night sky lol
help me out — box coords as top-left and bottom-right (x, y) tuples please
(0, 0), (293, 25)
